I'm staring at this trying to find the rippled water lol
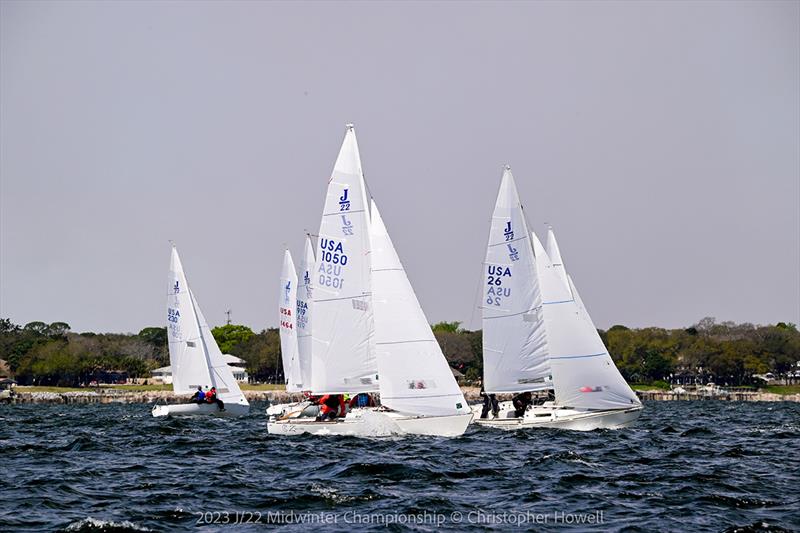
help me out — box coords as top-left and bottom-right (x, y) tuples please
(1, 401), (798, 532)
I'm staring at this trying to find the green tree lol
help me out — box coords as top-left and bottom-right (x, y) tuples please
(432, 321), (461, 334)
(211, 324), (255, 354)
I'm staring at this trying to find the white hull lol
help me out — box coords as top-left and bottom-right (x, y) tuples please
(472, 401), (642, 431)
(265, 401), (306, 417)
(152, 400), (249, 418)
(267, 408), (473, 437)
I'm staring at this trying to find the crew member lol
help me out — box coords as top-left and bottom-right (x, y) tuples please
(511, 391), (532, 417)
(480, 385), (499, 419)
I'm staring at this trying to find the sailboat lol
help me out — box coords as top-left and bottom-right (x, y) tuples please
(266, 237), (315, 418)
(475, 167), (642, 430)
(278, 249), (302, 391)
(152, 246), (250, 417)
(267, 124), (472, 436)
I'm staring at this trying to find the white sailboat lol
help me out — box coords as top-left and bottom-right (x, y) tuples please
(267, 125), (472, 436)
(278, 249), (302, 392)
(266, 243), (315, 418)
(475, 168), (641, 431)
(152, 246), (250, 417)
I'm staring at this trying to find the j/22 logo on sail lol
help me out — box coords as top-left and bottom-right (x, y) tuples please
(504, 221), (514, 241)
(341, 215), (353, 236)
(508, 243), (519, 262)
(339, 189), (350, 211)
(283, 280), (292, 305)
(173, 281), (180, 294)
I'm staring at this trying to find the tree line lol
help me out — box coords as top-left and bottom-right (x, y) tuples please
(1, 317), (797, 387)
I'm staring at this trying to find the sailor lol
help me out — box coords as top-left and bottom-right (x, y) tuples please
(191, 386), (205, 404)
(317, 394), (343, 421)
(511, 391), (532, 417)
(479, 385), (499, 419)
(206, 386), (225, 411)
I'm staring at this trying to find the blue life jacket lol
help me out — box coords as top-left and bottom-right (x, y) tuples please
(197, 391), (205, 400)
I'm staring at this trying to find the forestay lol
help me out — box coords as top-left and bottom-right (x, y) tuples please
(482, 167), (549, 394)
(370, 200), (469, 416)
(296, 235), (315, 389)
(279, 250), (302, 392)
(310, 125), (378, 394)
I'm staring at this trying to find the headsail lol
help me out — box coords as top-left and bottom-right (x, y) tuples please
(534, 230), (640, 410)
(279, 249), (302, 392)
(296, 235), (315, 389)
(193, 294), (247, 404)
(370, 200), (469, 416)
(481, 167), (549, 393)
(310, 124), (378, 394)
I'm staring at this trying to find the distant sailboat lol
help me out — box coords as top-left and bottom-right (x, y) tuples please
(475, 167), (641, 430)
(152, 246), (249, 417)
(278, 249), (302, 392)
(267, 125), (472, 436)
(266, 239), (315, 418)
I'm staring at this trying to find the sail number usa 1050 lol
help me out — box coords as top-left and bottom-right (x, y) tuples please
(318, 238), (348, 289)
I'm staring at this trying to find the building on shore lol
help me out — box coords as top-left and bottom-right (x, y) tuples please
(150, 354), (249, 384)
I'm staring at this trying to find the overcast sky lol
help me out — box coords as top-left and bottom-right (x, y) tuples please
(1, 1), (798, 334)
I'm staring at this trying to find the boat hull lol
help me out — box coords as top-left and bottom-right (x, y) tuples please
(152, 401), (249, 418)
(473, 403), (642, 431)
(267, 409), (473, 437)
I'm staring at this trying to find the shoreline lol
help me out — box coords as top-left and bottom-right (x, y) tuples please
(2, 387), (798, 405)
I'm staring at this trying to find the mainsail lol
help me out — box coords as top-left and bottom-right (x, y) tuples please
(482, 167), (549, 393)
(310, 124), (378, 394)
(279, 249), (302, 392)
(370, 200), (469, 416)
(295, 235), (315, 389)
(166, 246), (247, 404)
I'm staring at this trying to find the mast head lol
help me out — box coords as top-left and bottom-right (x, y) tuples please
(345, 123), (355, 131)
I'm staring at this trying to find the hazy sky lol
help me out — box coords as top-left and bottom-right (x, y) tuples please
(1, 1), (798, 334)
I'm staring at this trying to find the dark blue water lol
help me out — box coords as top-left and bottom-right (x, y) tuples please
(1, 401), (798, 532)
